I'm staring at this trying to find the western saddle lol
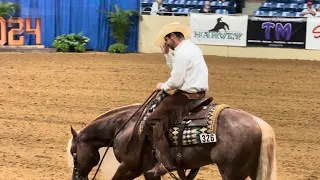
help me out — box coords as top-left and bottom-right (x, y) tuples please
(175, 96), (214, 126)
(191, 96), (214, 112)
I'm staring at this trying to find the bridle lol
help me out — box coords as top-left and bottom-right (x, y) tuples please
(72, 158), (89, 180)
(72, 153), (89, 180)
(71, 134), (88, 180)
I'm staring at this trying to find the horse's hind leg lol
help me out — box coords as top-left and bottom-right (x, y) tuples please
(111, 163), (142, 180)
(211, 144), (256, 180)
(249, 171), (257, 180)
(215, 161), (250, 180)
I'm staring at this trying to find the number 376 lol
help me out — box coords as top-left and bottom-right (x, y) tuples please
(200, 134), (216, 143)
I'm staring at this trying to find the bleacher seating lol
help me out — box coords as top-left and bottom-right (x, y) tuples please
(141, 0), (238, 15)
(253, 0), (320, 17)
(215, 9), (230, 13)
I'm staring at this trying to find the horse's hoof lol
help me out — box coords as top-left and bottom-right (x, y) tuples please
(145, 166), (167, 178)
(145, 170), (161, 178)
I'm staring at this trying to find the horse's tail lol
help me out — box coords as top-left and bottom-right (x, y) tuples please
(255, 118), (277, 180)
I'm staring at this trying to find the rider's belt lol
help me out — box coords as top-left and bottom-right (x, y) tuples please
(176, 90), (206, 99)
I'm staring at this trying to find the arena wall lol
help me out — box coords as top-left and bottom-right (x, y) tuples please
(138, 15), (320, 61)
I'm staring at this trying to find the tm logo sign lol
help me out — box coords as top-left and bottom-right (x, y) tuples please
(262, 22), (291, 41)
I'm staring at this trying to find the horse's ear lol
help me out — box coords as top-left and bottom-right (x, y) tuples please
(70, 125), (77, 138)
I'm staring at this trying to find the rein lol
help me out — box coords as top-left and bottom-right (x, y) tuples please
(91, 90), (159, 180)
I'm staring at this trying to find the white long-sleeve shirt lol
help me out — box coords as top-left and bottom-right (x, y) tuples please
(161, 39), (209, 93)
(302, 8), (316, 17)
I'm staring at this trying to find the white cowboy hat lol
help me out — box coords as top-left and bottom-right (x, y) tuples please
(155, 22), (192, 47)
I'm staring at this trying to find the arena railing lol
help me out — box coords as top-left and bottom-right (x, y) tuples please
(141, 10), (191, 15)
(140, 10), (311, 17)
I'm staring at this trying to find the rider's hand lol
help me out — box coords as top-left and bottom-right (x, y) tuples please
(160, 43), (169, 54)
(156, 83), (163, 90)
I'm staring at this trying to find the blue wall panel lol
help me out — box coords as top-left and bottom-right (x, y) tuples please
(2, 0), (140, 52)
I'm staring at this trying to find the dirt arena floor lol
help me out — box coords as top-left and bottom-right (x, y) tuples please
(0, 52), (319, 180)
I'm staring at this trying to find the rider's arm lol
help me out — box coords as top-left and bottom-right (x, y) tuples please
(161, 53), (187, 91)
(164, 53), (174, 69)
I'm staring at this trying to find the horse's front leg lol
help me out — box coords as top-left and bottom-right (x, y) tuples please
(111, 162), (142, 180)
(143, 173), (161, 180)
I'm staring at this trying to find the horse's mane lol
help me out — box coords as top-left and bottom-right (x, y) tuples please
(74, 103), (141, 133)
(92, 103), (141, 122)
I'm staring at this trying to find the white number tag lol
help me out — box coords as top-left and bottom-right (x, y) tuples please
(200, 133), (216, 143)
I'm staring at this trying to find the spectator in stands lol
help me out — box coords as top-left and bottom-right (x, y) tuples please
(302, 1), (316, 17)
(162, 4), (173, 16)
(200, 1), (214, 13)
(316, 6), (320, 17)
(150, 0), (165, 15)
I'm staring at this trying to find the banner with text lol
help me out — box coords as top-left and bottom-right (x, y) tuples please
(247, 16), (307, 49)
(306, 17), (320, 50)
(190, 14), (248, 46)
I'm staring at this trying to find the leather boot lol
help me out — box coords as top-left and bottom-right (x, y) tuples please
(146, 130), (175, 177)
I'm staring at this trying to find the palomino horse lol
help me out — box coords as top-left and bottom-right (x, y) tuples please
(67, 91), (277, 180)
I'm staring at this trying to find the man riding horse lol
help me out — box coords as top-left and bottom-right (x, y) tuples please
(145, 22), (209, 177)
(68, 25), (277, 178)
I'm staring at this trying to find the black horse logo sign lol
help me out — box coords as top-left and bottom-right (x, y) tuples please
(192, 16), (244, 42)
(209, 17), (229, 32)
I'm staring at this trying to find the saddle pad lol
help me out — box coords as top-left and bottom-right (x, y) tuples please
(168, 126), (210, 146)
(138, 101), (230, 146)
(168, 104), (230, 146)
